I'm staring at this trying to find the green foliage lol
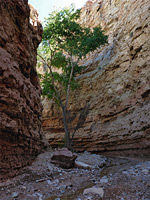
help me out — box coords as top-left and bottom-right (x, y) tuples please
(37, 5), (108, 148)
(38, 6), (107, 100)
(41, 61), (82, 103)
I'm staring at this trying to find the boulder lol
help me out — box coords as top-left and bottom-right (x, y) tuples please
(51, 148), (77, 168)
(83, 187), (104, 197)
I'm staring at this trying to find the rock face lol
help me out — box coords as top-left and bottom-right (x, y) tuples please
(0, 0), (46, 180)
(42, 0), (150, 157)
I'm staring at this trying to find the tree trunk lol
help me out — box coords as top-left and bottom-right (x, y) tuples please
(62, 107), (71, 149)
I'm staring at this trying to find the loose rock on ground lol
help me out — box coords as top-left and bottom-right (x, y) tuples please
(0, 150), (150, 200)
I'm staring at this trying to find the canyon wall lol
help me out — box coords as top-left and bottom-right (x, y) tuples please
(0, 0), (46, 180)
(42, 0), (150, 157)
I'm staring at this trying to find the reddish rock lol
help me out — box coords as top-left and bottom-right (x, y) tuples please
(51, 148), (77, 168)
(0, 0), (47, 180)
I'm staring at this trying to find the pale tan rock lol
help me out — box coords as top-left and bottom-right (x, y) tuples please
(42, 0), (150, 157)
(75, 161), (93, 169)
(83, 187), (104, 197)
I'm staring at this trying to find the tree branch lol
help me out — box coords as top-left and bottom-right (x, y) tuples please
(37, 53), (64, 110)
(65, 54), (74, 109)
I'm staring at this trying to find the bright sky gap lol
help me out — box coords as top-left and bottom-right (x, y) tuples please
(28, 0), (87, 22)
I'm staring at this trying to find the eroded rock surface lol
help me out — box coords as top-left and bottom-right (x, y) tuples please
(42, 0), (150, 156)
(0, 0), (46, 180)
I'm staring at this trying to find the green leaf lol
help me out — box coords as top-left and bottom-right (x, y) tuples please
(37, 5), (108, 104)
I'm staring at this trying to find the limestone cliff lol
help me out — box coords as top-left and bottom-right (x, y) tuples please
(42, 0), (150, 157)
(0, 0), (46, 180)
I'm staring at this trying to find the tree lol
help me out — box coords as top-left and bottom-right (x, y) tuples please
(38, 6), (108, 150)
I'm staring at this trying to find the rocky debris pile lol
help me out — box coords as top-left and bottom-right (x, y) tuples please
(0, 150), (150, 200)
(51, 148), (77, 168)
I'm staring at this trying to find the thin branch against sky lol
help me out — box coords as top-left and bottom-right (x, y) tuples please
(28, 0), (87, 22)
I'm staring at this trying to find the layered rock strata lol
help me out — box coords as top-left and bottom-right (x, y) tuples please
(0, 0), (46, 180)
(42, 0), (150, 157)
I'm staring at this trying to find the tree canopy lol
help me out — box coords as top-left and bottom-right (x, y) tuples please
(38, 6), (108, 149)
